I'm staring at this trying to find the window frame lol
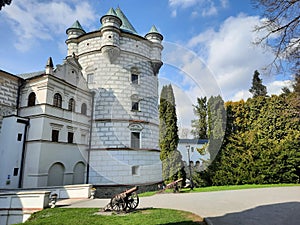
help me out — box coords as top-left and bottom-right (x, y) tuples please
(131, 73), (139, 85)
(68, 98), (75, 112)
(81, 103), (87, 115)
(131, 132), (140, 149)
(28, 92), (36, 107)
(131, 101), (139, 111)
(67, 132), (74, 144)
(53, 93), (62, 108)
(51, 129), (59, 142)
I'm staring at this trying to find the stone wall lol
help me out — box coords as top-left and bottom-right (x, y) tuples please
(0, 72), (19, 132)
(94, 182), (160, 198)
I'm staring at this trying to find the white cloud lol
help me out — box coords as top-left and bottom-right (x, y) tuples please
(168, 0), (225, 17)
(163, 14), (292, 129)
(188, 14), (277, 100)
(266, 80), (293, 95)
(220, 0), (229, 8)
(169, 0), (201, 8)
(3, 0), (95, 52)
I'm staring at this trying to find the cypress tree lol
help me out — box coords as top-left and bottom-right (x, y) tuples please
(191, 97), (208, 139)
(159, 85), (186, 183)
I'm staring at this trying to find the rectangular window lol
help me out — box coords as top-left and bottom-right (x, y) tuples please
(52, 130), (59, 142)
(17, 133), (22, 141)
(68, 132), (74, 143)
(132, 101), (139, 111)
(87, 74), (94, 83)
(132, 166), (139, 175)
(131, 132), (140, 149)
(13, 168), (19, 176)
(81, 134), (86, 144)
(131, 74), (139, 84)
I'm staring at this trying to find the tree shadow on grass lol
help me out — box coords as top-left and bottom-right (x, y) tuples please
(206, 202), (300, 225)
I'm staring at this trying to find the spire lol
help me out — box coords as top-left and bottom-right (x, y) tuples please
(45, 57), (54, 75)
(106, 7), (117, 16)
(149, 25), (159, 34)
(115, 7), (137, 34)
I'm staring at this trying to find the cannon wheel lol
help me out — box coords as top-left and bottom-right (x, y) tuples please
(127, 192), (139, 210)
(110, 195), (127, 211)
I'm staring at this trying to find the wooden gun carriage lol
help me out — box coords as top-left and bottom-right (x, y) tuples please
(104, 186), (139, 212)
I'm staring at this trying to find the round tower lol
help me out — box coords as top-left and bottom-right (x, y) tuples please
(66, 20), (86, 57)
(100, 8), (122, 63)
(66, 7), (164, 191)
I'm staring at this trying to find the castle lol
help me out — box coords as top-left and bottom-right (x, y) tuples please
(0, 7), (163, 191)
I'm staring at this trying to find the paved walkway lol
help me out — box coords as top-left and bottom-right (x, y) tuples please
(61, 186), (300, 225)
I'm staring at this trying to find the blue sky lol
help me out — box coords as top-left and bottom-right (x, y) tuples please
(0, 0), (293, 134)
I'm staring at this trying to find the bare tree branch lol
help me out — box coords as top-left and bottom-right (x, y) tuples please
(252, 0), (300, 74)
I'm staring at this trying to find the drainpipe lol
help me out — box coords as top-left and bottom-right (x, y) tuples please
(17, 118), (30, 188)
(16, 79), (25, 116)
(86, 91), (95, 184)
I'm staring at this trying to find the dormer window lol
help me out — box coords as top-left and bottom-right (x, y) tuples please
(53, 93), (62, 108)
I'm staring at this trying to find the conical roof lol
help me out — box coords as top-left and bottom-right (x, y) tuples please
(67, 20), (86, 33)
(148, 25), (160, 34)
(115, 7), (137, 34)
(106, 7), (118, 16)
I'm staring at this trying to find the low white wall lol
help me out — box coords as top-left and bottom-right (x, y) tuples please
(45, 184), (92, 199)
(0, 184), (93, 225)
(0, 191), (50, 225)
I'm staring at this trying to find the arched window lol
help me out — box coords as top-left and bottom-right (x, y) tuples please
(53, 93), (62, 108)
(81, 103), (87, 115)
(28, 92), (36, 106)
(68, 98), (75, 112)
(73, 162), (85, 184)
(47, 162), (65, 186)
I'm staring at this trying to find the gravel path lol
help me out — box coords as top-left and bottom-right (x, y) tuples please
(62, 186), (300, 225)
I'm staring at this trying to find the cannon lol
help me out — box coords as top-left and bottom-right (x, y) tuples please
(103, 186), (139, 212)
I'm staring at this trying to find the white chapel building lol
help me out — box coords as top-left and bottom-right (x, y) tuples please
(0, 7), (163, 190)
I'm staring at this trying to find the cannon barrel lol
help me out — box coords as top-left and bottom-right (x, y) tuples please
(124, 186), (139, 195)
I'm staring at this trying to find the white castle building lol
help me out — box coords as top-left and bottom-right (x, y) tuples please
(0, 7), (163, 191)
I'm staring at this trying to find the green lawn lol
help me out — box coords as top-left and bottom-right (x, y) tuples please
(139, 183), (300, 196)
(16, 208), (205, 225)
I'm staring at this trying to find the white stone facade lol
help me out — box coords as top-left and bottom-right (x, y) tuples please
(0, 57), (91, 189)
(66, 8), (163, 185)
(0, 7), (163, 188)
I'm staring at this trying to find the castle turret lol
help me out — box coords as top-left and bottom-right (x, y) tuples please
(100, 8), (122, 63)
(66, 20), (86, 57)
(145, 26), (164, 75)
(70, 7), (163, 192)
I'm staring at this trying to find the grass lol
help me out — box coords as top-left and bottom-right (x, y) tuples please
(139, 183), (300, 196)
(16, 208), (205, 225)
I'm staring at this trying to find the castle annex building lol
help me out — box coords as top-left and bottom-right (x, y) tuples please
(0, 7), (163, 189)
